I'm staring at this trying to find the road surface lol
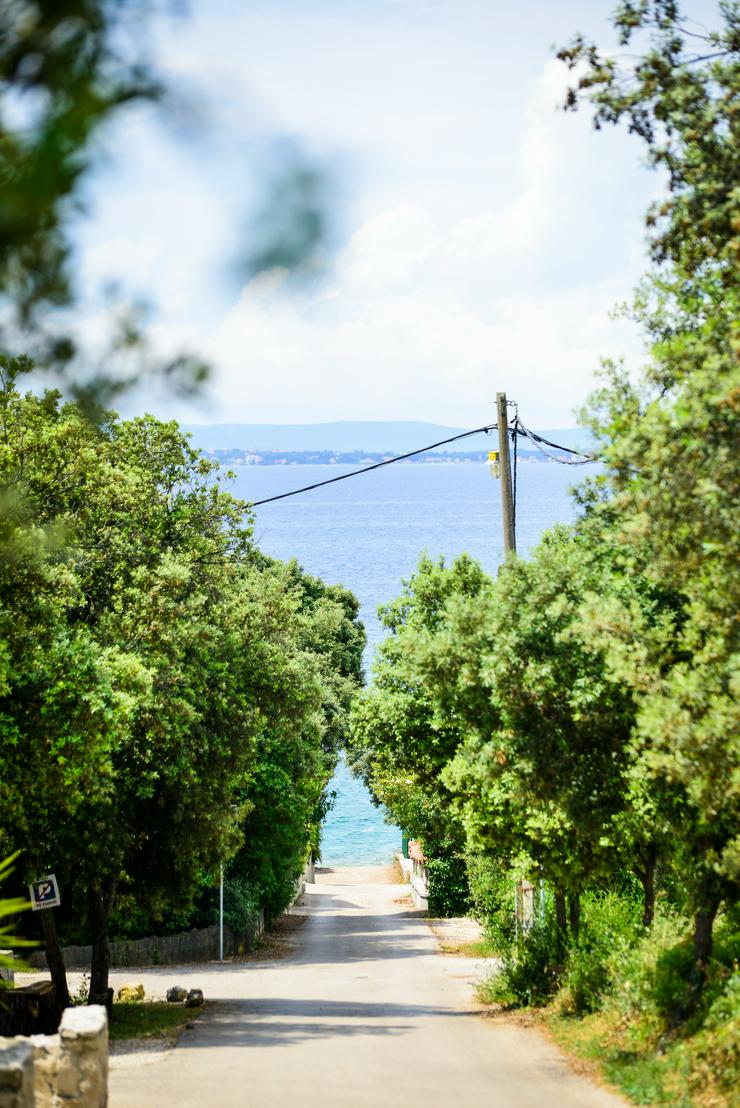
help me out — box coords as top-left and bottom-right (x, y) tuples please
(110, 866), (624, 1108)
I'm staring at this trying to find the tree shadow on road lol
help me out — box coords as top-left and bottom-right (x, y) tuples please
(181, 996), (478, 1049)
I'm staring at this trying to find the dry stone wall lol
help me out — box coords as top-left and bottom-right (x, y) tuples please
(28, 916), (265, 972)
(0, 1040), (34, 1108)
(0, 1006), (107, 1108)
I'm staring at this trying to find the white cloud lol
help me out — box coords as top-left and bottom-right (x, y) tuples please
(170, 58), (646, 428)
(80, 5), (669, 428)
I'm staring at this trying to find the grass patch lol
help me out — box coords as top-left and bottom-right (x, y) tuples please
(109, 1001), (200, 1041)
(545, 1003), (739, 1108)
(440, 937), (499, 958)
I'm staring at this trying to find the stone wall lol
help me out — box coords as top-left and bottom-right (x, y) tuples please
(0, 1006), (107, 1108)
(397, 852), (429, 910)
(29, 915), (265, 972)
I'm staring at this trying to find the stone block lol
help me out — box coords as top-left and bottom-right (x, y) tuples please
(55, 1052), (82, 1098)
(0, 1038), (34, 1108)
(30, 1034), (60, 1108)
(59, 1007), (108, 1106)
(60, 1006), (107, 1043)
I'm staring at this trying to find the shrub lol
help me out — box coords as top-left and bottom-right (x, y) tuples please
(480, 916), (565, 1007)
(222, 876), (262, 936)
(685, 969), (740, 1099)
(482, 888), (644, 1012)
(426, 853), (470, 917)
(560, 891), (643, 1016)
(466, 854), (515, 953)
(604, 912), (693, 1032)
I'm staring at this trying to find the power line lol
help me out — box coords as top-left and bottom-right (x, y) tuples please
(511, 412), (519, 533)
(248, 416), (598, 508)
(250, 423), (498, 506)
(516, 419), (597, 465)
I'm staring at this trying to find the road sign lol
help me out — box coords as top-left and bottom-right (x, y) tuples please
(29, 874), (61, 911)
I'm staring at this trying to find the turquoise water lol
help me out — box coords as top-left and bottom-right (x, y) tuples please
(231, 461), (594, 865)
(320, 755), (400, 866)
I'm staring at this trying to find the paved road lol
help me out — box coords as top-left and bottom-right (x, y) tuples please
(110, 867), (624, 1108)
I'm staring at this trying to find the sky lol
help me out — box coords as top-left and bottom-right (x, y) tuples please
(74, 0), (720, 429)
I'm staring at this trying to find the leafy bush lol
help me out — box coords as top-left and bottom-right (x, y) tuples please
(481, 889), (645, 1013)
(223, 876), (262, 936)
(560, 892), (643, 1016)
(684, 969), (740, 1100)
(466, 854), (515, 953)
(593, 910), (739, 1036)
(604, 912), (693, 1033)
(426, 853), (470, 917)
(546, 910), (740, 1105)
(480, 917), (564, 1007)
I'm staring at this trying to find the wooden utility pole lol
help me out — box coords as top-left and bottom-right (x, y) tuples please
(496, 391), (516, 556)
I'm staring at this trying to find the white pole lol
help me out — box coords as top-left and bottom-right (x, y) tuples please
(219, 864), (224, 961)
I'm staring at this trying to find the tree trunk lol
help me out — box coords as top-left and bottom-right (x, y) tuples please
(637, 843), (657, 929)
(673, 876), (722, 1025)
(554, 888), (567, 946)
(689, 896), (721, 993)
(39, 908), (70, 1009)
(568, 893), (581, 941)
(88, 877), (117, 1012)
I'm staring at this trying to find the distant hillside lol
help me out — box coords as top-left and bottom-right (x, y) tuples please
(183, 420), (592, 455)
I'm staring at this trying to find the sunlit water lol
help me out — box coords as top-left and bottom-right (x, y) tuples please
(229, 461), (596, 865)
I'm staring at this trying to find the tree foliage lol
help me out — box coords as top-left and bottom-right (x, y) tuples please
(346, 553), (488, 857)
(0, 2), (333, 404)
(0, 362), (364, 996)
(560, 0), (739, 1001)
(349, 1), (738, 1016)
(442, 531), (666, 909)
(559, 0), (739, 283)
(0, 1), (157, 327)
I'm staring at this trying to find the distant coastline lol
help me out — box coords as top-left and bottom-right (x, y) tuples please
(184, 421), (593, 458)
(206, 448), (559, 466)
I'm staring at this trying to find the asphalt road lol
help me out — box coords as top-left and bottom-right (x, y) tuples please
(110, 866), (625, 1108)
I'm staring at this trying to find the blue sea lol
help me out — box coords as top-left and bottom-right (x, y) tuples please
(230, 461), (596, 865)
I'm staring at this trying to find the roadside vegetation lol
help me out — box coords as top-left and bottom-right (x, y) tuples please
(347, 4), (739, 1101)
(108, 1001), (201, 1043)
(0, 0), (360, 1016)
(0, 371), (364, 1005)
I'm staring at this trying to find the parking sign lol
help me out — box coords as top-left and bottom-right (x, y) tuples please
(29, 874), (61, 911)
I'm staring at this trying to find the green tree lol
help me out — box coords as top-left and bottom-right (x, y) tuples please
(440, 529), (673, 935)
(347, 553), (490, 908)
(0, 1), (157, 330)
(228, 560), (364, 921)
(0, 368), (364, 1001)
(559, 0), (739, 1007)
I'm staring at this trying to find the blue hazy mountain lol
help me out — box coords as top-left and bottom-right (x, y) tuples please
(182, 420), (592, 454)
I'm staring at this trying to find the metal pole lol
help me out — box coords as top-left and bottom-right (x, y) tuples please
(219, 864), (224, 961)
(496, 391), (516, 556)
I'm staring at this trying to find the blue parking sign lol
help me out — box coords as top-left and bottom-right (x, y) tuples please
(29, 874), (61, 911)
